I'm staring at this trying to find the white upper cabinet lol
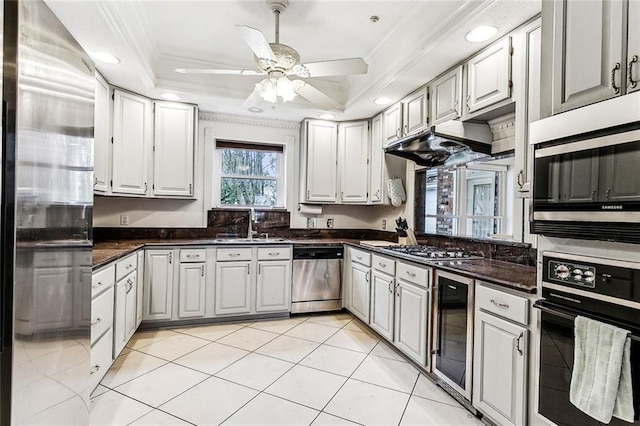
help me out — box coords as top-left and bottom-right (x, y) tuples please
(338, 120), (370, 204)
(627, 0), (640, 94)
(304, 120), (338, 203)
(431, 66), (463, 125)
(94, 72), (110, 193)
(465, 37), (512, 114)
(402, 87), (429, 136)
(111, 89), (152, 196)
(153, 102), (196, 197)
(369, 114), (385, 204)
(383, 102), (403, 145)
(548, 0), (625, 114)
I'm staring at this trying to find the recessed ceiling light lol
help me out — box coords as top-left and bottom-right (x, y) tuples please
(374, 97), (392, 105)
(465, 26), (498, 43)
(91, 51), (120, 64)
(248, 106), (263, 113)
(160, 93), (180, 101)
(320, 113), (335, 120)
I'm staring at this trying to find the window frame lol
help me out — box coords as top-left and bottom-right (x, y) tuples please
(214, 140), (286, 208)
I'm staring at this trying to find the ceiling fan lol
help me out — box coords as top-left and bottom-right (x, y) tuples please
(175, 0), (368, 109)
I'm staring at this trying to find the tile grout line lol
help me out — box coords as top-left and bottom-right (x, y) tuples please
(396, 370), (422, 426)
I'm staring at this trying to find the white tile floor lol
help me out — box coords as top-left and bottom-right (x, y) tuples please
(91, 313), (483, 426)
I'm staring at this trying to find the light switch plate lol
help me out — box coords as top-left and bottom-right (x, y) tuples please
(382, 219), (386, 230)
(120, 215), (129, 226)
(327, 218), (334, 228)
(306, 217), (316, 228)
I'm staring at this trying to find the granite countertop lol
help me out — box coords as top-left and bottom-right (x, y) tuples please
(93, 238), (536, 294)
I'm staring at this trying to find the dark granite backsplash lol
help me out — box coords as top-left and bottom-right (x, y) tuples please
(93, 208), (536, 266)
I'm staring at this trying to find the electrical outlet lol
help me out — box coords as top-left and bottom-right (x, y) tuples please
(382, 219), (386, 230)
(120, 215), (129, 226)
(306, 217), (316, 228)
(327, 218), (334, 228)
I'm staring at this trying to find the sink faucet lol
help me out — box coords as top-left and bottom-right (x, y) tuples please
(248, 208), (258, 239)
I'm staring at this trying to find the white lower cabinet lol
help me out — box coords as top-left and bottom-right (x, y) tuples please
(256, 260), (291, 312)
(215, 261), (252, 315)
(178, 263), (206, 318)
(394, 278), (429, 366)
(370, 270), (395, 341)
(473, 282), (529, 426)
(349, 262), (371, 323)
(90, 329), (113, 393)
(143, 250), (175, 321)
(136, 250), (144, 327)
(114, 271), (137, 357)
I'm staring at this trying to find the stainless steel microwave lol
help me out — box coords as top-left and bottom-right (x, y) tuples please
(530, 92), (640, 244)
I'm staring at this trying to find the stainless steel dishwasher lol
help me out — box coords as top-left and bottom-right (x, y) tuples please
(291, 246), (343, 313)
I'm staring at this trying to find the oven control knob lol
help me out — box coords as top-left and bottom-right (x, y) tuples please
(583, 271), (595, 277)
(574, 275), (583, 281)
(584, 276), (595, 283)
(555, 264), (570, 279)
(572, 269), (583, 275)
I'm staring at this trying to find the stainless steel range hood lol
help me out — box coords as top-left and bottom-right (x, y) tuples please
(383, 121), (493, 167)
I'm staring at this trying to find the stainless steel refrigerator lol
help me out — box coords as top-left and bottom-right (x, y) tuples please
(1, 0), (94, 424)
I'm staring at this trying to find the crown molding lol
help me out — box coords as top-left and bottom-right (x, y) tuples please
(199, 111), (300, 131)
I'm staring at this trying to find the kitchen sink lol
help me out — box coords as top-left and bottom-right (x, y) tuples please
(209, 237), (289, 244)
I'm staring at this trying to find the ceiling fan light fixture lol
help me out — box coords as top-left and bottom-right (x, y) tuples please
(256, 74), (297, 103)
(374, 97), (392, 105)
(465, 25), (498, 43)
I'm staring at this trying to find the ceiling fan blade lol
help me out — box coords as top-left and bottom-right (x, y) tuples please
(236, 25), (276, 62)
(292, 80), (340, 109)
(291, 58), (368, 78)
(242, 86), (265, 109)
(176, 68), (264, 76)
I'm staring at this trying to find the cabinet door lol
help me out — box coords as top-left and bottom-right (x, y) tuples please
(394, 280), (428, 366)
(473, 311), (527, 426)
(215, 261), (252, 315)
(153, 102), (196, 197)
(125, 272), (137, 341)
(256, 260), (291, 312)
(136, 251), (144, 327)
(179, 263), (206, 318)
(466, 38), (512, 113)
(112, 90), (152, 195)
(369, 114), (385, 204)
(370, 271), (394, 341)
(305, 121), (338, 202)
(339, 121), (369, 204)
(349, 263), (370, 323)
(94, 72), (111, 193)
(431, 66), (463, 125)
(551, 0), (624, 114)
(143, 250), (174, 321)
(113, 279), (127, 357)
(383, 102), (403, 145)
(628, 0), (640, 94)
(402, 87), (428, 136)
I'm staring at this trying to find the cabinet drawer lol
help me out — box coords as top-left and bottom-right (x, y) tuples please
(257, 246), (291, 260)
(91, 285), (114, 345)
(476, 282), (528, 326)
(180, 249), (206, 263)
(92, 265), (115, 298)
(372, 255), (395, 275)
(350, 248), (371, 266)
(216, 248), (252, 262)
(90, 328), (113, 393)
(115, 253), (137, 282)
(396, 262), (430, 288)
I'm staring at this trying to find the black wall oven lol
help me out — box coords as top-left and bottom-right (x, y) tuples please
(534, 252), (640, 426)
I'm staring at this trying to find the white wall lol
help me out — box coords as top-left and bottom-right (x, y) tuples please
(94, 111), (412, 231)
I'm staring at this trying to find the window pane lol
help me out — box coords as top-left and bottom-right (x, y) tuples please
(221, 149), (278, 177)
(220, 177), (278, 207)
(464, 217), (501, 238)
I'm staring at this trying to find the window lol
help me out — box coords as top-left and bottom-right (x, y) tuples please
(217, 140), (284, 207)
(416, 163), (509, 238)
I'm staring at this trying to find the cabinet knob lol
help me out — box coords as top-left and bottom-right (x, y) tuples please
(611, 62), (621, 94)
(629, 55), (638, 89)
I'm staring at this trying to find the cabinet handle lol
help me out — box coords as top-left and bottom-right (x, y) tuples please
(268, 252), (279, 257)
(591, 190), (597, 201)
(341, 191), (344, 199)
(365, 271), (370, 282)
(395, 128), (401, 138)
(189, 183), (192, 194)
(375, 189), (380, 199)
(453, 100), (459, 116)
(91, 317), (102, 326)
(516, 331), (524, 355)
(94, 175), (98, 187)
(144, 182), (148, 194)
(229, 253), (241, 257)
(247, 264), (251, 275)
(92, 281), (103, 290)
(126, 282), (133, 293)
(169, 252), (172, 264)
(395, 283), (400, 296)
(201, 265), (205, 277)
(606, 188), (611, 200)
(307, 190), (310, 199)
(356, 255), (362, 260)
(611, 62), (621, 94)
(516, 170), (524, 189)
(629, 55), (638, 89)
(388, 280), (394, 293)
(126, 264), (132, 269)
(258, 264), (262, 275)
(490, 299), (509, 309)
(466, 95), (471, 112)
(90, 365), (100, 374)
(378, 262), (387, 268)
(403, 124), (408, 136)
(406, 270), (416, 278)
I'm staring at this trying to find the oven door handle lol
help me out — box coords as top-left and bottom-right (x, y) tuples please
(533, 300), (640, 342)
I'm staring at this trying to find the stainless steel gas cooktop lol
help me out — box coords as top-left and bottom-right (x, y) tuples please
(382, 245), (480, 261)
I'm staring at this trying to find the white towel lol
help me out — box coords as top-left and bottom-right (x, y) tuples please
(570, 315), (634, 423)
